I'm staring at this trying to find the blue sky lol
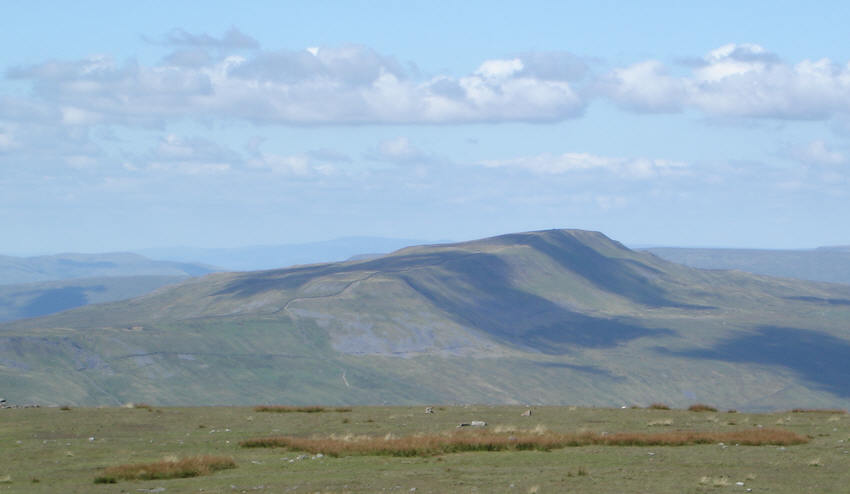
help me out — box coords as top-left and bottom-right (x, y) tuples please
(2, 1), (850, 254)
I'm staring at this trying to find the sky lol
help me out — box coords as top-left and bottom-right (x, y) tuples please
(2, 1), (850, 254)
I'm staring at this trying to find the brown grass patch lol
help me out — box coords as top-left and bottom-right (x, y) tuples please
(254, 405), (326, 413)
(94, 456), (235, 483)
(253, 405), (353, 413)
(790, 408), (847, 414)
(240, 428), (807, 457)
(688, 403), (718, 412)
(647, 403), (670, 410)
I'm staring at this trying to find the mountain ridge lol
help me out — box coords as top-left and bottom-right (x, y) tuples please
(2, 229), (849, 410)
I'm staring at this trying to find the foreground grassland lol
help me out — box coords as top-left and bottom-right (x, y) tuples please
(1, 405), (848, 493)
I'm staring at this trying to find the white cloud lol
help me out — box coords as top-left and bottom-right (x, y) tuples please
(477, 152), (688, 179)
(602, 43), (850, 119)
(26, 38), (850, 127)
(601, 60), (687, 112)
(7, 44), (586, 126)
(476, 58), (524, 79)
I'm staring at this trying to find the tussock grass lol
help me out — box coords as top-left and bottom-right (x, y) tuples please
(790, 408), (847, 414)
(254, 405), (325, 413)
(647, 403), (670, 410)
(688, 403), (718, 412)
(240, 428), (808, 457)
(253, 405), (352, 413)
(93, 456), (235, 483)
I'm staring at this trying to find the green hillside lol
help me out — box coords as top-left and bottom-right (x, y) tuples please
(2, 229), (849, 410)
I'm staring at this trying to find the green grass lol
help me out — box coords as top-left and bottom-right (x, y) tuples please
(2, 405), (849, 493)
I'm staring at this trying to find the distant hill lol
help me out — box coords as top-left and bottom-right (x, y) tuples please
(3, 229), (850, 410)
(0, 252), (216, 285)
(0, 276), (188, 322)
(136, 236), (429, 271)
(644, 247), (850, 284)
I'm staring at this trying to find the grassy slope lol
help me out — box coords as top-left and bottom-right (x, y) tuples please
(1, 405), (848, 493)
(2, 229), (850, 409)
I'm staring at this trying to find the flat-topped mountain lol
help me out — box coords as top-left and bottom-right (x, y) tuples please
(2, 229), (849, 410)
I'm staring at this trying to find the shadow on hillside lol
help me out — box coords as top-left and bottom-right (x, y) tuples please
(19, 286), (103, 318)
(534, 361), (622, 378)
(657, 326), (850, 397)
(394, 252), (675, 353)
(783, 296), (850, 306)
(215, 250), (675, 353)
(493, 230), (709, 309)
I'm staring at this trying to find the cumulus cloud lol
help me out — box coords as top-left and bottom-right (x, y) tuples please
(601, 60), (688, 113)
(477, 152), (688, 179)
(6, 35), (850, 133)
(6, 41), (586, 126)
(601, 43), (850, 119)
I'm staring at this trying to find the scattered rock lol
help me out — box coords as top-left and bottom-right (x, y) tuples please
(457, 420), (487, 428)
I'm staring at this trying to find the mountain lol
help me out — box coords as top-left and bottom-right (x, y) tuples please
(0, 276), (188, 323)
(2, 229), (850, 410)
(644, 247), (850, 285)
(137, 236), (429, 271)
(0, 252), (216, 285)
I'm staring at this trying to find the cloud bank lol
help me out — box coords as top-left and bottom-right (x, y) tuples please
(5, 42), (586, 126)
(601, 43), (850, 119)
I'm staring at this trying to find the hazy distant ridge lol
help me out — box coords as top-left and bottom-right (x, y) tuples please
(137, 236), (428, 271)
(645, 247), (850, 285)
(0, 252), (215, 285)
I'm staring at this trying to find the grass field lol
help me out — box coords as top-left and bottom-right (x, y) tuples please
(1, 405), (848, 493)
